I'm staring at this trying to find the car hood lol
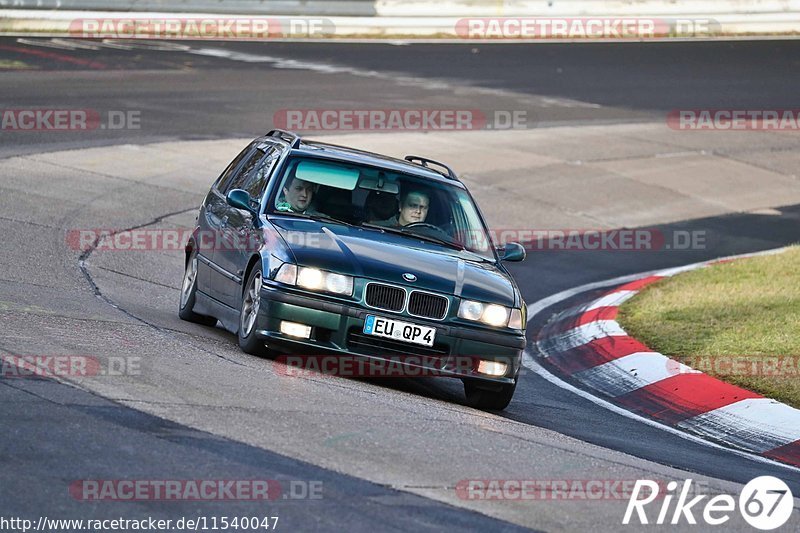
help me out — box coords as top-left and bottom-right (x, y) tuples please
(270, 217), (516, 306)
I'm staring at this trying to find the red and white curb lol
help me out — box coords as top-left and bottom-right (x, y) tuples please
(532, 249), (800, 468)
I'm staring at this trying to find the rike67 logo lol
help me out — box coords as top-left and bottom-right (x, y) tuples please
(623, 476), (794, 530)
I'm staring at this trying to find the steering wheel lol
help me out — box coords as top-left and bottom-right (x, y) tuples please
(403, 222), (441, 231)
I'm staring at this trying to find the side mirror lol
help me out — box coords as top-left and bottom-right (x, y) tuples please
(226, 189), (261, 227)
(499, 242), (526, 262)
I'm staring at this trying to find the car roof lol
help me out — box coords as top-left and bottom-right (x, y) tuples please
(259, 136), (466, 189)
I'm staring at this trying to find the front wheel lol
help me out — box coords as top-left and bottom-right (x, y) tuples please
(178, 251), (217, 326)
(238, 264), (269, 356)
(463, 375), (517, 411)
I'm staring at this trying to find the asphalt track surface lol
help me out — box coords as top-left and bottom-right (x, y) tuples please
(1, 38), (800, 531)
(4, 38), (800, 156)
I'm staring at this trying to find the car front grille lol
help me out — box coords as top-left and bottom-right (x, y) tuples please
(407, 291), (449, 320)
(346, 328), (450, 360)
(365, 283), (405, 312)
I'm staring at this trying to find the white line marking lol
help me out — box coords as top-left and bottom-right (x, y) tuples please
(16, 37), (78, 50)
(526, 272), (662, 323)
(678, 399), (800, 453)
(172, 43), (600, 108)
(586, 290), (639, 310)
(573, 351), (698, 397)
(15, 38), (104, 51)
(50, 38), (103, 50)
(539, 319), (626, 352)
(553, 290), (639, 321)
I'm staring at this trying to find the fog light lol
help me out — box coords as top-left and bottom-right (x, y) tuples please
(280, 321), (311, 339)
(478, 360), (507, 376)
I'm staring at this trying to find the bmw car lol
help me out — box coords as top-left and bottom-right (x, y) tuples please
(179, 130), (527, 410)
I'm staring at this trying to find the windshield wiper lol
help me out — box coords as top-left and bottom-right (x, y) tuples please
(308, 214), (358, 227)
(273, 211), (358, 228)
(402, 230), (467, 252)
(357, 223), (496, 262)
(359, 222), (418, 239)
(360, 222), (465, 251)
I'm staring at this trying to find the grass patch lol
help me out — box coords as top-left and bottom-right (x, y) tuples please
(618, 246), (800, 408)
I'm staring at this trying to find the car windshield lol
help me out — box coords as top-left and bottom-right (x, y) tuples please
(270, 156), (497, 261)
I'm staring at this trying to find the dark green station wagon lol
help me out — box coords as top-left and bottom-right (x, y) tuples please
(179, 130), (527, 410)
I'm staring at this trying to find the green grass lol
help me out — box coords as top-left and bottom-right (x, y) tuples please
(618, 246), (800, 408)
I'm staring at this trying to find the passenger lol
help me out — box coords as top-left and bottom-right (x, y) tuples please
(277, 176), (317, 214)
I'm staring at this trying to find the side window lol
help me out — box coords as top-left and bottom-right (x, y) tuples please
(242, 147), (280, 200)
(456, 194), (492, 252)
(225, 149), (265, 194)
(450, 198), (470, 245)
(215, 143), (255, 193)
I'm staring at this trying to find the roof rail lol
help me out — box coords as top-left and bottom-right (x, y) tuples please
(266, 129), (301, 149)
(404, 155), (459, 181)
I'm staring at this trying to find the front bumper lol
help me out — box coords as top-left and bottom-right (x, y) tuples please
(256, 284), (525, 385)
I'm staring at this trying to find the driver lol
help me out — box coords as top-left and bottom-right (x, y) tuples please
(277, 176), (317, 214)
(377, 189), (430, 227)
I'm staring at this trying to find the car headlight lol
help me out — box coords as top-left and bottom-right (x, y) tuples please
(458, 300), (524, 329)
(274, 263), (353, 296)
(297, 267), (324, 289)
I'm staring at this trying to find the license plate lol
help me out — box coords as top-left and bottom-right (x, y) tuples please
(363, 315), (436, 347)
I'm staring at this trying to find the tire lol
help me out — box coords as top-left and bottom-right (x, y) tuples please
(464, 374), (518, 411)
(238, 264), (270, 356)
(178, 250), (217, 327)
